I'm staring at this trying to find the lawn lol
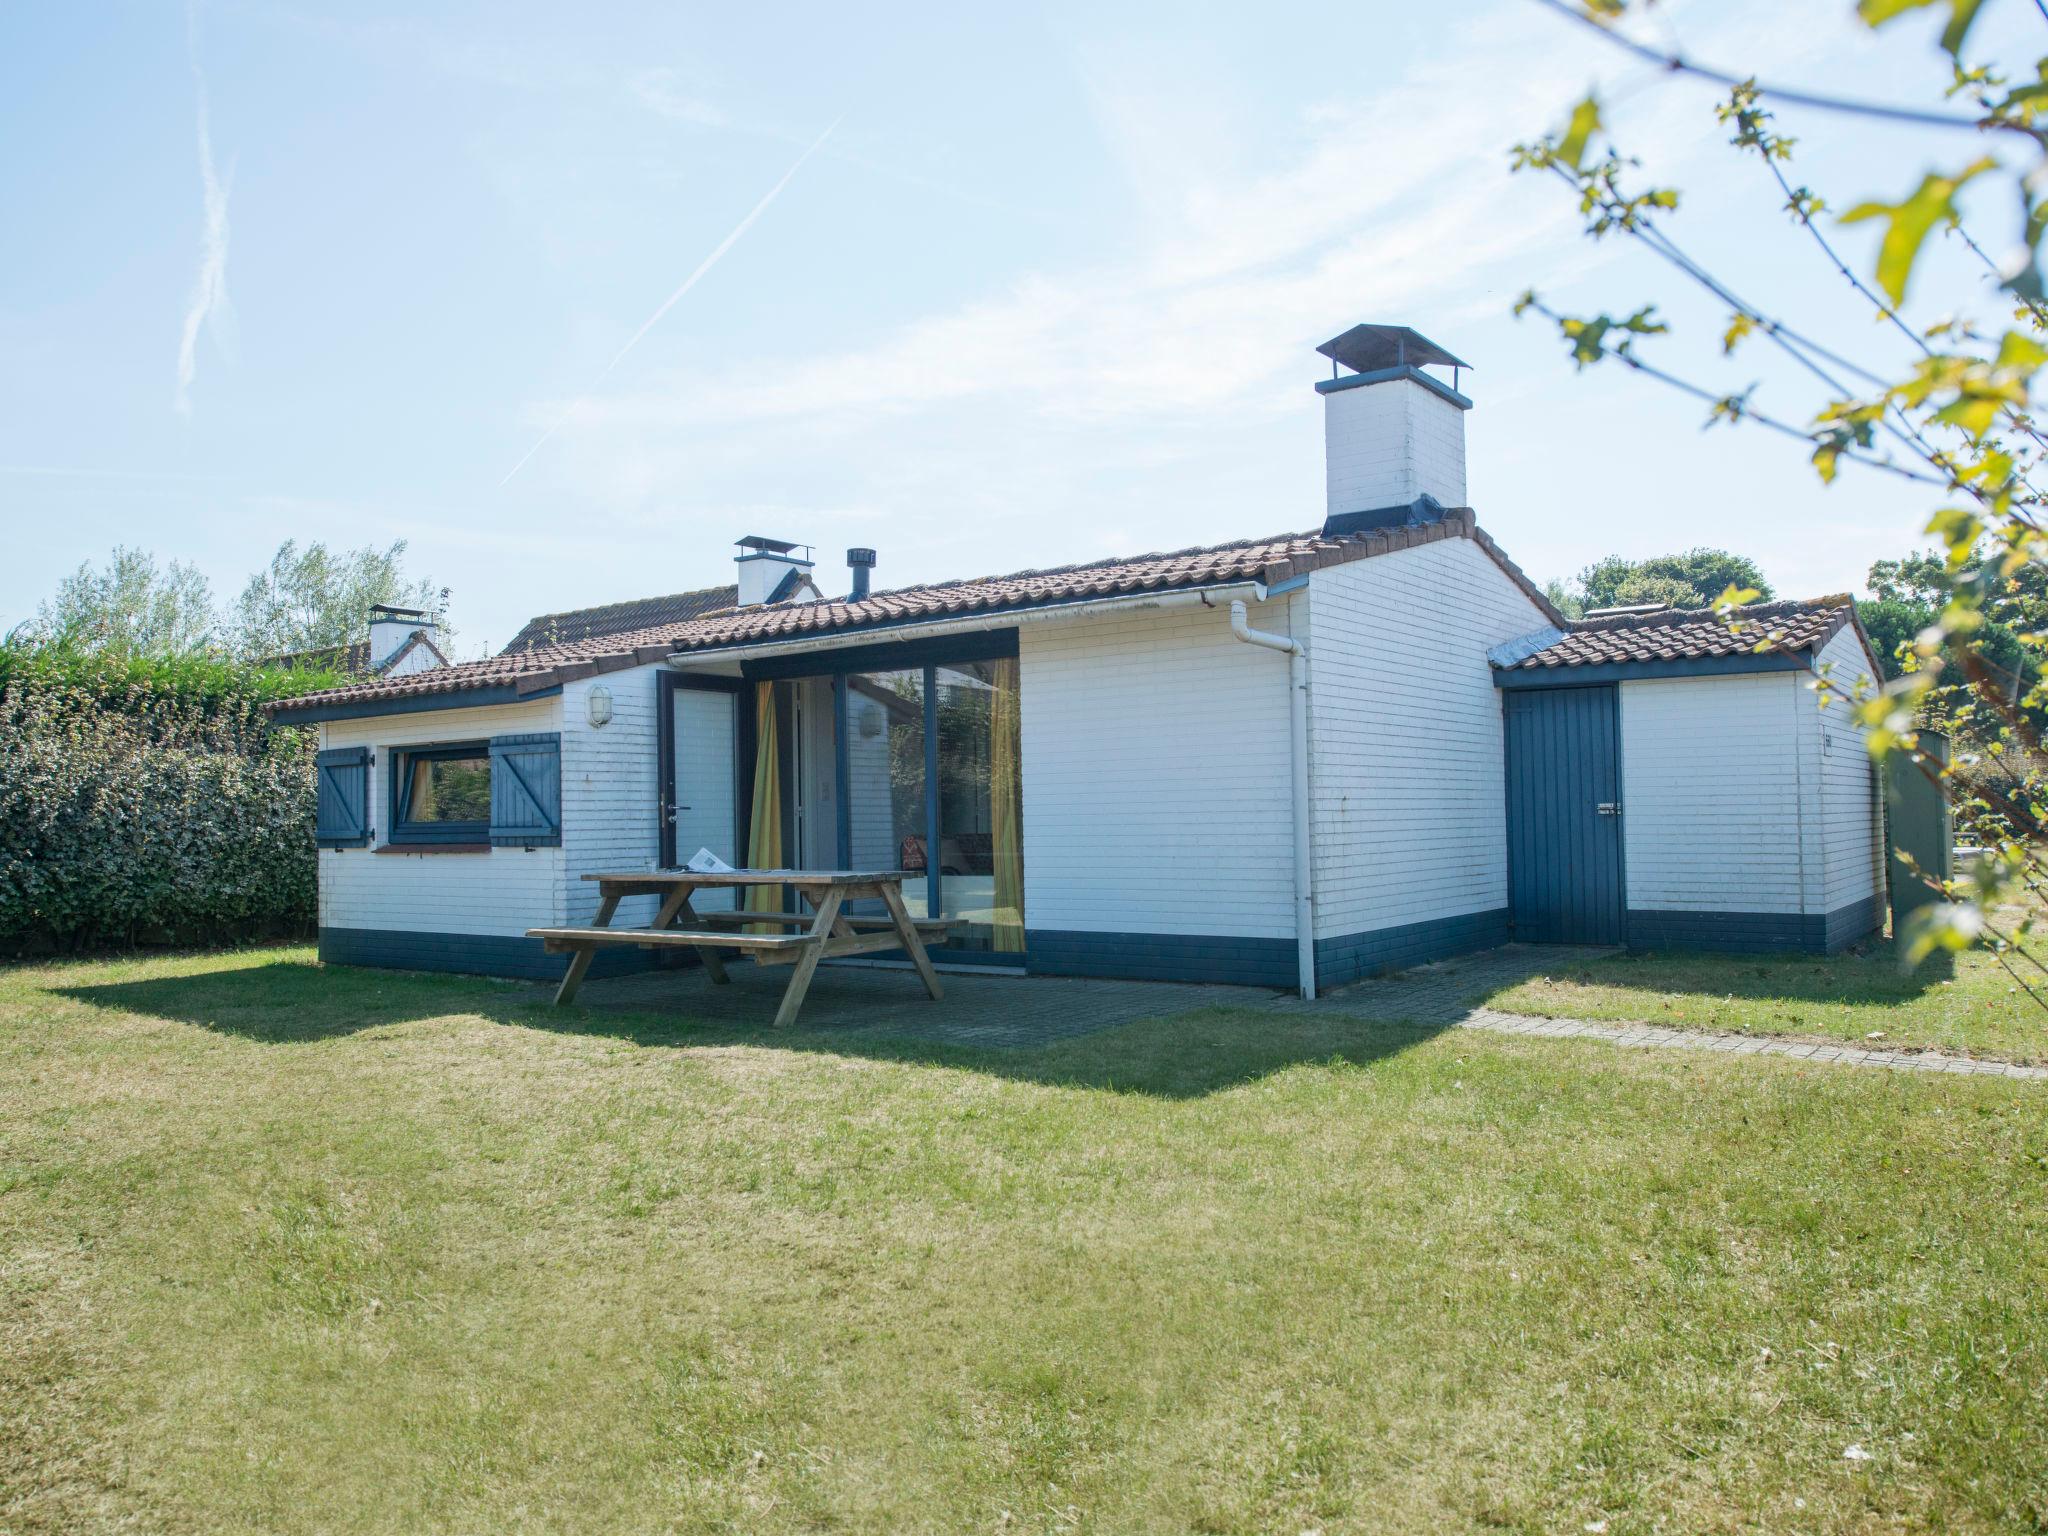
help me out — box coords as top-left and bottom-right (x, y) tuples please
(3, 947), (2046, 1535)
(1481, 926), (2047, 1065)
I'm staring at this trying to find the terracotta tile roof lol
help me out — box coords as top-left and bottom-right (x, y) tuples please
(269, 512), (1563, 716)
(501, 584), (738, 654)
(1503, 598), (1859, 670)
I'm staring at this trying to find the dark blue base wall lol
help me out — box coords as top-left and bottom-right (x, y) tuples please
(1026, 909), (1511, 990)
(1317, 908), (1510, 988)
(1624, 894), (1884, 955)
(318, 926), (663, 981)
(1026, 929), (1297, 988)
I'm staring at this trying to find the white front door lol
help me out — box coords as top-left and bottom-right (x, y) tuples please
(672, 688), (738, 910)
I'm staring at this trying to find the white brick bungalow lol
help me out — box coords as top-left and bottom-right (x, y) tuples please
(271, 324), (1888, 994)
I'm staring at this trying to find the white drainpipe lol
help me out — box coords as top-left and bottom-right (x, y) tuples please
(1229, 599), (1315, 1000)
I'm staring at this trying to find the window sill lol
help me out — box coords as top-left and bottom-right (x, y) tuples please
(375, 842), (493, 856)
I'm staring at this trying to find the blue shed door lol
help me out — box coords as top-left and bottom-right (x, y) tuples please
(1504, 686), (1624, 945)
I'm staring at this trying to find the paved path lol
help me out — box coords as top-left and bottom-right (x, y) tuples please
(1452, 1004), (2047, 1080)
(569, 944), (2046, 1082)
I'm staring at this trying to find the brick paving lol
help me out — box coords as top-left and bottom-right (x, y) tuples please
(568, 944), (2047, 1082)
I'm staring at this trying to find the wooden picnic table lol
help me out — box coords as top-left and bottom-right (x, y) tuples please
(527, 869), (951, 1028)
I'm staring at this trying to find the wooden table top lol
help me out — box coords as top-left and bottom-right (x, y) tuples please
(583, 869), (913, 887)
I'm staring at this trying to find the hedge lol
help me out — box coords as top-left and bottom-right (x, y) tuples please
(0, 645), (346, 954)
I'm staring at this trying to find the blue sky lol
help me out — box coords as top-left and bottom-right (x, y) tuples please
(0, 0), (2034, 652)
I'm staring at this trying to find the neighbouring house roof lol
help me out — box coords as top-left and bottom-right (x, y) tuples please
(1499, 597), (1866, 672)
(500, 584), (740, 654)
(267, 512), (1564, 719)
(262, 629), (451, 677)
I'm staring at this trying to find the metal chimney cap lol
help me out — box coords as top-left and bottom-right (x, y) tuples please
(1317, 324), (1469, 375)
(847, 547), (877, 567)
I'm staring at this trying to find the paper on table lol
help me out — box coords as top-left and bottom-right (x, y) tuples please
(685, 847), (735, 874)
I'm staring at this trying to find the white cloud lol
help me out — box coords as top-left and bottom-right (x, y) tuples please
(497, 0), (1947, 603)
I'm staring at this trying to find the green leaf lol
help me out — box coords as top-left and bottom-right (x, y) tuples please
(1722, 312), (1756, 355)
(1856, 0), (1988, 58)
(1840, 158), (1996, 306)
(1557, 94), (1602, 173)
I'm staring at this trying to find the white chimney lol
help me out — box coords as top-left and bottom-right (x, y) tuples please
(367, 604), (436, 668)
(734, 535), (818, 606)
(1315, 324), (1470, 534)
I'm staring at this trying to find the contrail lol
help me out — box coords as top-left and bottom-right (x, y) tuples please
(176, 4), (232, 415)
(498, 117), (842, 487)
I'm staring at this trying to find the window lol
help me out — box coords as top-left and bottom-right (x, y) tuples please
(391, 743), (492, 844)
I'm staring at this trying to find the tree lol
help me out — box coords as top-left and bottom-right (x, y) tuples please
(227, 540), (448, 660)
(1512, 1), (2048, 984)
(1861, 547), (2040, 703)
(1542, 577), (1586, 620)
(26, 546), (217, 656)
(1577, 549), (1776, 611)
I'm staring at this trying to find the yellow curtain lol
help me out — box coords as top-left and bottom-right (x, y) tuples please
(409, 760), (437, 819)
(746, 681), (783, 926)
(989, 657), (1024, 951)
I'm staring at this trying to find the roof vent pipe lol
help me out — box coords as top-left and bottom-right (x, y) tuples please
(847, 548), (876, 601)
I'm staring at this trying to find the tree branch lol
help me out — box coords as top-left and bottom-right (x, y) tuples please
(1527, 0), (2024, 135)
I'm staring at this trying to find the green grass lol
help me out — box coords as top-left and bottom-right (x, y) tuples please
(4, 947), (2047, 1534)
(1482, 930), (2046, 1064)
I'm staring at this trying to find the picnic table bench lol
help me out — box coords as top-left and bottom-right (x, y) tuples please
(528, 869), (954, 1028)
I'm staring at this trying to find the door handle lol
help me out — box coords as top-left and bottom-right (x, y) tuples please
(1596, 802), (1622, 816)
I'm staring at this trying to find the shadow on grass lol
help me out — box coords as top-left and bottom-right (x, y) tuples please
(1473, 937), (1951, 1014)
(53, 957), (1451, 1100)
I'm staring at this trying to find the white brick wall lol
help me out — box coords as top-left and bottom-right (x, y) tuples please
(561, 667), (664, 927)
(1620, 673), (1804, 913)
(1806, 624), (1886, 914)
(319, 698), (565, 937)
(1323, 375), (1467, 515)
(1020, 598), (1299, 938)
(1307, 536), (1549, 939)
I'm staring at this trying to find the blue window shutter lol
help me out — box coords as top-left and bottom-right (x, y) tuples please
(314, 747), (372, 847)
(488, 733), (562, 846)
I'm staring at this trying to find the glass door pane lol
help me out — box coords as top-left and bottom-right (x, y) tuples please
(672, 688), (738, 910)
(934, 658), (1024, 952)
(843, 669), (927, 920)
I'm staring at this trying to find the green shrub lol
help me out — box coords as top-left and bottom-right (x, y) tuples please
(0, 645), (342, 954)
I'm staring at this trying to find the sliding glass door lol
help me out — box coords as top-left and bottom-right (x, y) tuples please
(698, 637), (1024, 957)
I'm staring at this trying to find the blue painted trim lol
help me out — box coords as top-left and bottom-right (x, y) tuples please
(1624, 895), (1883, 955)
(1314, 364), (1472, 410)
(387, 741), (491, 845)
(1315, 908), (1510, 988)
(1025, 929), (1296, 988)
(273, 684), (562, 725)
(313, 746), (372, 847)
(1263, 574), (1309, 597)
(832, 674), (852, 867)
(741, 627), (1020, 682)
(1494, 653), (1808, 689)
(486, 731), (564, 847)
(318, 926), (662, 981)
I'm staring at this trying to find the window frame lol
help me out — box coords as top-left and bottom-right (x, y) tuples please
(387, 741), (494, 846)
